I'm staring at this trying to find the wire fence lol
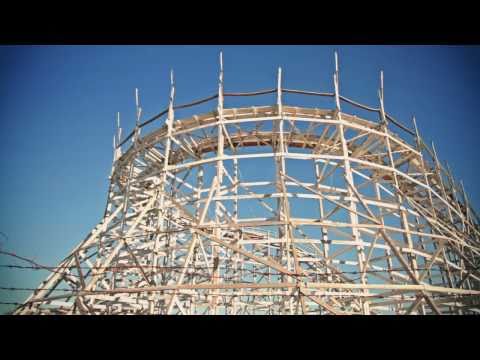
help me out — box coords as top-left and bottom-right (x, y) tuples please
(1, 256), (479, 299)
(1, 243), (479, 314)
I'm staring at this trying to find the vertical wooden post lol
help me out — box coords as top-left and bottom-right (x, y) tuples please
(133, 88), (142, 143)
(379, 74), (423, 314)
(334, 52), (370, 314)
(166, 70), (176, 272)
(275, 66), (303, 313)
(445, 161), (466, 232)
(148, 81), (171, 312)
(153, 72), (176, 313)
(120, 89), (142, 234)
(275, 67), (283, 255)
(412, 117), (451, 311)
(116, 112), (122, 156)
(431, 141), (458, 306)
(117, 112), (122, 143)
(431, 141), (453, 226)
(105, 111), (122, 219)
(460, 180), (471, 226)
(211, 51), (225, 314)
(379, 71), (387, 125)
(334, 52), (341, 111)
(277, 66), (283, 112)
(314, 161), (331, 284)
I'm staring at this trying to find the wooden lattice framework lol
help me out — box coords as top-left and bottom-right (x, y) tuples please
(15, 53), (480, 315)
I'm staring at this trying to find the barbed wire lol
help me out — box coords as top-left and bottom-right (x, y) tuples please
(2, 267), (478, 299)
(0, 263), (478, 274)
(0, 301), (23, 306)
(1, 249), (479, 303)
(0, 283), (479, 306)
(1, 285), (479, 298)
(3, 248), (479, 272)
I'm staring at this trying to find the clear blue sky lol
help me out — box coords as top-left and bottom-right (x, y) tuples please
(0, 45), (479, 314)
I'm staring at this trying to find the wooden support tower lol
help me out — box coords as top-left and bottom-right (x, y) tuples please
(15, 52), (480, 315)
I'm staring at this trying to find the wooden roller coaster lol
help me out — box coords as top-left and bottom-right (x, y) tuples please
(15, 52), (480, 315)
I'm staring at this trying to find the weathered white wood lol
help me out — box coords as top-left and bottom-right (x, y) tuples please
(16, 55), (480, 315)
